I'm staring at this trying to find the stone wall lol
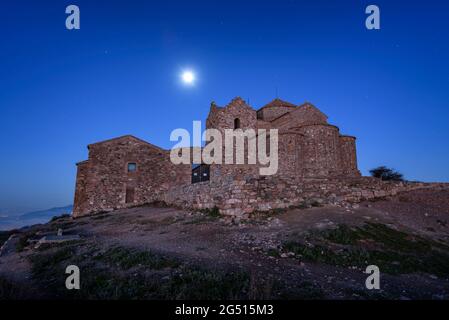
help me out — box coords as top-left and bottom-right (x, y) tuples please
(73, 161), (90, 216)
(294, 124), (342, 177)
(165, 175), (258, 216)
(73, 135), (190, 217)
(339, 136), (359, 176)
(206, 97), (257, 132)
(206, 97), (261, 179)
(164, 174), (440, 217)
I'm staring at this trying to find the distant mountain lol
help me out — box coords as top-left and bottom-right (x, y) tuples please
(18, 205), (73, 220)
(0, 205), (73, 231)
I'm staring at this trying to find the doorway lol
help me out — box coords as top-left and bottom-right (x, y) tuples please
(125, 186), (135, 203)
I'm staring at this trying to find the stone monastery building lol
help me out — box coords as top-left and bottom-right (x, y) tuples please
(74, 97), (366, 217)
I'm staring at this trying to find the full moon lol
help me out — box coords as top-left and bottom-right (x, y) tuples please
(181, 71), (195, 85)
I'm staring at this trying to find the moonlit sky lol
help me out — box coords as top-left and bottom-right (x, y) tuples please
(0, 0), (449, 215)
(181, 71), (195, 85)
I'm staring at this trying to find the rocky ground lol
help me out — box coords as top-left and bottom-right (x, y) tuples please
(1, 187), (449, 300)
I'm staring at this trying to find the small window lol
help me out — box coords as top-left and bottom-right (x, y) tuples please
(127, 163), (137, 172)
(234, 118), (240, 129)
(192, 164), (210, 184)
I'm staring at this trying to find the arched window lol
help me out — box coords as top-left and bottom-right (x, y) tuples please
(234, 118), (241, 129)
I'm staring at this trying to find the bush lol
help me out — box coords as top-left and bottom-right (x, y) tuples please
(200, 206), (221, 218)
(16, 234), (30, 252)
(369, 166), (404, 181)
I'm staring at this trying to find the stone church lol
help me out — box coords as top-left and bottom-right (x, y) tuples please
(73, 97), (363, 217)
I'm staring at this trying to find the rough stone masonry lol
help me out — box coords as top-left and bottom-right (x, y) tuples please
(73, 97), (431, 218)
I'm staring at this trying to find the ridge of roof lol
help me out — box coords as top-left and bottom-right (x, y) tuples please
(87, 135), (166, 151)
(257, 98), (296, 111)
(269, 102), (328, 123)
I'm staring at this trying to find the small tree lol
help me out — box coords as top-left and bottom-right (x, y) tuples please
(369, 166), (404, 181)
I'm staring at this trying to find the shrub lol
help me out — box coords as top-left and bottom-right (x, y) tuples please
(369, 166), (404, 181)
(16, 234), (31, 252)
(199, 206), (221, 218)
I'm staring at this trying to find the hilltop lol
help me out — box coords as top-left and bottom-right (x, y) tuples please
(1, 188), (449, 300)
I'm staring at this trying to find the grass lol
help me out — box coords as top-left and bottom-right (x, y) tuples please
(70, 266), (252, 300)
(0, 276), (33, 299)
(16, 233), (32, 252)
(30, 245), (79, 277)
(282, 223), (449, 277)
(95, 246), (180, 270)
(159, 267), (250, 299)
(25, 243), (262, 299)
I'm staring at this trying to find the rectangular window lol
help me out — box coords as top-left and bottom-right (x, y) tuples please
(192, 164), (210, 184)
(127, 163), (137, 172)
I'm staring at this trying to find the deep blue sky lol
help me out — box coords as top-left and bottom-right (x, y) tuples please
(1, 0), (448, 215)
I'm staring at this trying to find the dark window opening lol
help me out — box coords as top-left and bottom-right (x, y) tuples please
(234, 118), (241, 129)
(127, 162), (137, 172)
(125, 187), (135, 203)
(192, 164), (210, 184)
